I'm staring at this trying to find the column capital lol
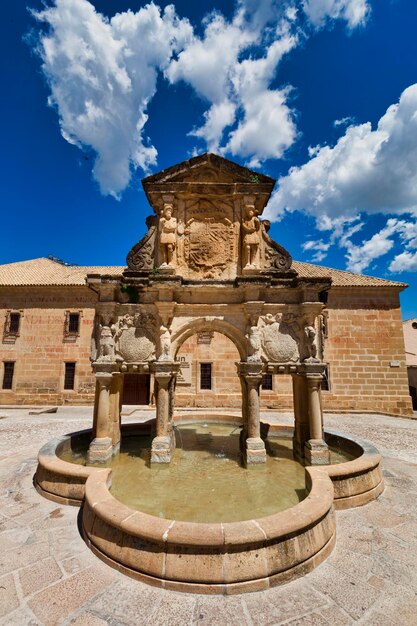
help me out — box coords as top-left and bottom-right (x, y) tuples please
(95, 372), (113, 388)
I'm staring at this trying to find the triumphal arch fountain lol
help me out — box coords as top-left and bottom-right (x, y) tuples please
(87, 153), (331, 467)
(35, 154), (384, 593)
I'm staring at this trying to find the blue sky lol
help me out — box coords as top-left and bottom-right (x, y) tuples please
(1, 0), (417, 318)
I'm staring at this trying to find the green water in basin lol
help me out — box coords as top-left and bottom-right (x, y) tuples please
(59, 423), (353, 523)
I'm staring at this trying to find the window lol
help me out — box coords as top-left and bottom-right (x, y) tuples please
(2, 362), (15, 390)
(64, 311), (81, 339)
(9, 313), (20, 334)
(200, 363), (212, 390)
(68, 313), (80, 334)
(322, 366), (330, 392)
(64, 362), (76, 390)
(3, 310), (22, 341)
(262, 373), (273, 390)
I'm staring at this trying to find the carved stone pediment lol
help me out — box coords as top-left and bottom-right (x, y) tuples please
(114, 312), (156, 363)
(260, 314), (300, 362)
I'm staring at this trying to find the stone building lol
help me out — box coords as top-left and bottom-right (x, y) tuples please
(0, 154), (413, 421)
(403, 318), (417, 409)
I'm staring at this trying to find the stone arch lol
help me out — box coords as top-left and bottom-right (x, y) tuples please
(172, 318), (247, 362)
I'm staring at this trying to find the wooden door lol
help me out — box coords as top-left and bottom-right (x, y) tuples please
(122, 374), (150, 405)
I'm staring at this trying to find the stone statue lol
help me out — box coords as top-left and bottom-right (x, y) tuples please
(242, 206), (260, 268)
(246, 324), (262, 362)
(304, 324), (319, 362)
(97, 325), (115, 362)
(158, 325), (171, 361)
(159, 205), (181, 267)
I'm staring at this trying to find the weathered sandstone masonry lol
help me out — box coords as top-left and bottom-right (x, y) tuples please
(0, 154), (413, 419)
(86, 154), (337, 465)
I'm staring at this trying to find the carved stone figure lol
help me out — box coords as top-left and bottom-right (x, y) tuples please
(115, 312), (156, 362)
(159, 205), (180, 267)
(261, 313), (299, 362)
(158, 325), (171, 361)
(97, 325), (115, 362)
(246, 324), (262, 363)
(242, 207), (260, 268)
(304, 324), (319, 362)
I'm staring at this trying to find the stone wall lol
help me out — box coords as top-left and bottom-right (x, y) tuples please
(321, 288), (412, 416)
(0, 287), (96, 405)
(0, 285), (413, 416)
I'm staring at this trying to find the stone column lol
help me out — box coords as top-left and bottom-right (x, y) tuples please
(88, 372), (113, 463)
(239, 363), (266, 465)
(110, 373), (123, 456)
(292, 373), (309, 460)
(150, 362), (180, 464)
(304, 374), (330, 465)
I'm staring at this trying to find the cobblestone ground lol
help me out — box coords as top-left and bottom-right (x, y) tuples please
(1, 407), (417, 626)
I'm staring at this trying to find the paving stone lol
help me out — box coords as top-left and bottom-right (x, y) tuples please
(61, 553), (96, 576)
(195, 595), (250, 626)
(89, 579), (162, 625)
(0, 607), (42, 626)
(0, 540), (50, 576)
(69, 613), (109, 626)
(371, 550), (417, 591)
(149, 591), (197, 625)
(317, 605), (351, 625)
(19, 556), (63, 597)
(27, 565), (115, 626)
(309, 565), (380, 620)
(281, 612), (329, 626)
(0, 573), (19, 618)
(326, 545), (373, 580)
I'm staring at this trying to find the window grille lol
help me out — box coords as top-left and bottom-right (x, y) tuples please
(2, 362), (15, 390)
(68, 313), (80, 334)
(9, 313), (20, 334)
(200, 363), (212, 390)
(262, 373), (273, 390)
(64, 362), (76, 390)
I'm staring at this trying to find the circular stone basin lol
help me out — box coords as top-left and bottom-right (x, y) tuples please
(37, 419), (384, 594)
(58, 422), (354, 523)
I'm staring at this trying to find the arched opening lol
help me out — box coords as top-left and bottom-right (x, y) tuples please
(175, 330), (241, 408)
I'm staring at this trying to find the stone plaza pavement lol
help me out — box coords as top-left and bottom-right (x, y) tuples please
(1, 407), (417, 626)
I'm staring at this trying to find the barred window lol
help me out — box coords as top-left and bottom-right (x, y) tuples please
(262, 373), (273, 390)
(64, 362), (76, 390)
(2, 362), (15, 390)
(64, 311), (81, 339)
(9, 313), (20, 334)
(68, 313), (80, 334)
(200, 363), (212, 390)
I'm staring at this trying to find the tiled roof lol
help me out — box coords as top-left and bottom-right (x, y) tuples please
(0, 258), (122, 286)
(0, 257), (407, 289)
(292, 261), (407, 288)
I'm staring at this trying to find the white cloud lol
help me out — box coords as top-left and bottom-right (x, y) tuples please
(389, 251), (417, 273)
(269, 84), (417, 222)
(302, 0), (371, 29)
(167, 8), (299, 165)
(32, 0), (373, 197)
(34, 0), (192, 197)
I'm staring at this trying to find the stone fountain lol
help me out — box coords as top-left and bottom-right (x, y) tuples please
(35, 154), (384, 593)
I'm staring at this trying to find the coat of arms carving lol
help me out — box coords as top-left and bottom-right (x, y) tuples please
(184, 217), (235, 277)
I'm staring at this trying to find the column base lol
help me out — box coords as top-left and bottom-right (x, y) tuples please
(151, 431), (176, 464)
(246, 437), (267, 465)
(87, 437), (113, 464)
(304, 439), (330, 465)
